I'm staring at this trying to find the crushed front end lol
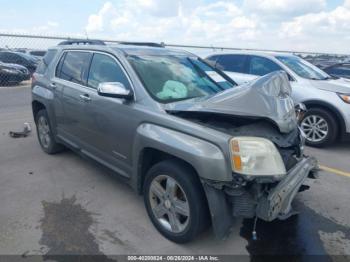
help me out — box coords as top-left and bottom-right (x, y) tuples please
(167, 71), (319, 238)
(197, 117), (319, 238)
(201, 151), (318, 239)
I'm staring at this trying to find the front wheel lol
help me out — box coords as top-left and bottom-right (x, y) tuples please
(300, 108), (338, 147)
(143, 160), (209, 243)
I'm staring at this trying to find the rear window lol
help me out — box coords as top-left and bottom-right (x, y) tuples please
(36, 50), (57, 74)
(55, 51), (92, 85)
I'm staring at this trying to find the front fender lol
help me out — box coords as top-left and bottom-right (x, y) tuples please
(132, 123), (231, 186)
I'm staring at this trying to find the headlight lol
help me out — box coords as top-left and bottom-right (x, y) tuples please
(338, 93), (350, 104)
(230, 137), (286, 177)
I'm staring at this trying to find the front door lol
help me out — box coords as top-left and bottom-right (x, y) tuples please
(78, 52), (137, 177)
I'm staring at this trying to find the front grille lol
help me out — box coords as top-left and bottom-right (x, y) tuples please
(229, 192), (257, 218)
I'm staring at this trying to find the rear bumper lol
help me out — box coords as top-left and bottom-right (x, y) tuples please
(202, 156), (318, 239)
(256, 156), (318, 221)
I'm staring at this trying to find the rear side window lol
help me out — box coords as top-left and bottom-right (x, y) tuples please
(326, 65), (350, 76)
(87, 53), (130, 90)
(56, 51), (92, 85)
(0, 52), (21, 63)
(215, 54), (248, 73)
(36, 49), (57, 74)
(249, 56), (282, 76)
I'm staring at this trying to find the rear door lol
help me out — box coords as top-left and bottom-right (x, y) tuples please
(54, 50), (93, 148)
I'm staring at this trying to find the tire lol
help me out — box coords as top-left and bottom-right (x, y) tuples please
(35, 109), (65, 154)
(143, 160), (210, 243)
(300, 108), (338, 147)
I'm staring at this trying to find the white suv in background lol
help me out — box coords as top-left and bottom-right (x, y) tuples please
(205, 52), (350, 147)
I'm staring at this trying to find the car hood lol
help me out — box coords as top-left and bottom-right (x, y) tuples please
(307, 78), (350, 93)
(164, 71), (298, 134)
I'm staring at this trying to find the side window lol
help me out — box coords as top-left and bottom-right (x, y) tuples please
(36, 49), (57, 74)
(10, 54), (22, 64)
(327, 66), (350, 76)
(0, 52), (11, 63)
(55, 52), (66, 77)
(57, 51), (92, 85)
(87, 53), (130, 90)
(249, 56), (282, 76)
(216, 55), (248, 73)
(206, 55), (219, 62)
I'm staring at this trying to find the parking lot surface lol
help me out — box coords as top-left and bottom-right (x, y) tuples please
(0, 83), (349, 259)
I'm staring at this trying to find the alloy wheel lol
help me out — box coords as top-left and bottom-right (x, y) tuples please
(301, 115), (329, 143)
(149, 175), (190, 234)
(37, 116), (51, 149)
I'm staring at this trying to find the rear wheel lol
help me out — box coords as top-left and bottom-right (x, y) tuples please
(143, 160), (209, 243)
(35, 109), (64, 154)
(300, 108), (338, 147)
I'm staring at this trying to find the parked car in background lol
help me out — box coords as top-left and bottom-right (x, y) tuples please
(15, 49), (47, 59)
(0, 51), (38, 74)
(322, 63), (350, 80)
(31, 40), (317, 243)
(27, 50), (47, 58)
(205, 52), (350, 147)
(0, 61), (30, 85)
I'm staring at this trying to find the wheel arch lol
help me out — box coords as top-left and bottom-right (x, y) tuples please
(32, 100), (46, 122)
(136, 147), (201, 195)
(303, 100), (346, 138)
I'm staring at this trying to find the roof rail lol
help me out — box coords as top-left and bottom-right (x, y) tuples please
(58, 39), (106, 46)
(117, 41), (165, 48)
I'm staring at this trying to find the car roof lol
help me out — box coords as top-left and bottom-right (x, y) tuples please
(54, 43), (193, 57)
(113, 45), (193, 56)
(206, 50), (296, 59)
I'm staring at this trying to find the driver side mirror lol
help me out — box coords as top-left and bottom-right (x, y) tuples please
(97, 82), (133, 99)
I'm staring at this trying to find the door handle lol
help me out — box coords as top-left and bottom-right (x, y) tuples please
(79, 94), (91, 102)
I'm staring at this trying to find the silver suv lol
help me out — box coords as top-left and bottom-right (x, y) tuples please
(206, 51), (350, 147)
(32, 40), (317, 243)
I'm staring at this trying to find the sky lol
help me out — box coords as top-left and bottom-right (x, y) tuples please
(0, 0), (349, 54)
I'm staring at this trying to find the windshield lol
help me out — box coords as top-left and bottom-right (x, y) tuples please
(127, 55), (236, 103)
(276, 56), (330, 80)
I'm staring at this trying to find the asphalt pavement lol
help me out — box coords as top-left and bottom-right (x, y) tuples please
(0, 83), (349, 260)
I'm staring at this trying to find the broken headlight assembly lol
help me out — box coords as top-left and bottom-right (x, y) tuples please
(230, 137), (286, 178)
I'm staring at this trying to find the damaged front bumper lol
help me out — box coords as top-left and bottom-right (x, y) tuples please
(202, 156), (318, 239)
(256, 156), (318, 221)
